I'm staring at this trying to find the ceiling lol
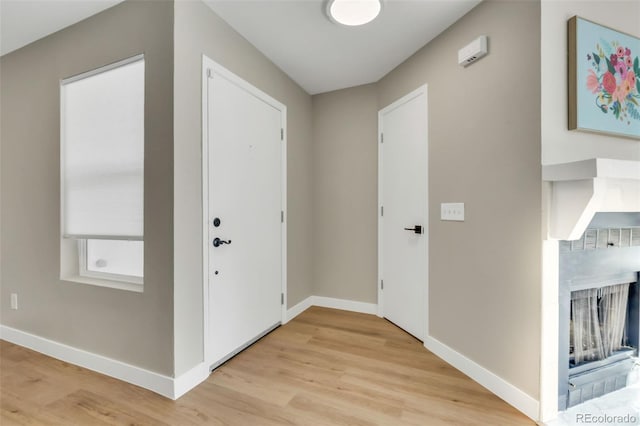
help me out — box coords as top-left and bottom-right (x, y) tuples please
(0, 0), (481, 95)
(203, 0), (480, 94)
(0, 0), (126, 57)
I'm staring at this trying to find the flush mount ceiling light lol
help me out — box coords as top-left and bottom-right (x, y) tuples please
(326, 0), (382, 27)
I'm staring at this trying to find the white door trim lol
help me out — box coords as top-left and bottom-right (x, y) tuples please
(377, 84), (429, 337)
(201, 55), (287, 367)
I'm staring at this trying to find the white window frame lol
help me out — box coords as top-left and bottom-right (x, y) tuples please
(59, 54), (145, 292)
(78, 239), (144, 286)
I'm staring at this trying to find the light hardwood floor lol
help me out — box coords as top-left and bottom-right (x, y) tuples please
(1, 307), (535, 425)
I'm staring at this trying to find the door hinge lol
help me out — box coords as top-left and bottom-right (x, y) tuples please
(207, 68), (212, 78)
(381, 133), (384, 144)
(381, 206), (384, 216)
(281, 128), (284, 140)
(281, 211), (284, 223)
(281, 293), (284, 305)
(381, 280), (384, 290)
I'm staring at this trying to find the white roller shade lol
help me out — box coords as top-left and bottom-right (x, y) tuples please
(61, 55), (144, 240)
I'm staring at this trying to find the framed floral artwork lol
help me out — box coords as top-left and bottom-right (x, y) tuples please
(568, 16), (640, 139)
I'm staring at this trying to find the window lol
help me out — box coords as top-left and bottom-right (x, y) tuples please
(60, 55), (144, 290)
(80, 239), (143, 283)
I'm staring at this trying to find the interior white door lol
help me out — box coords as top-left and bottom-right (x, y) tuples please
(205, 62), (285, 368)
(378, 85), (428, 341)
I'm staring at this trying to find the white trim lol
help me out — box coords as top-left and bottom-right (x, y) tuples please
(61, 54), (144, 85)
(286, 296), (378, 322)
(61, 274), (143, 293)
(312, 296), (378, 315)
(285, 296), (314, 323)
(201, 57), (211, 365)
(539, 239), (560, 424)
(0, 325), (174, 399)
(280, 108), (288, 325)
(64, 235), (144, 241)
(201, 55), (287, 367)
(173, 362), (209, 399)
(78, 239), (144, 287)
(377, 103), (384, 319)
(424, 335), (540, 422)
(377, 84), (429, 339)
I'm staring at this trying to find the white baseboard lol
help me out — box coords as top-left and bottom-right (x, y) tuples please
(286, 295), (378, 322)
(173, 362), (209, 399)
(424, 335), (540, 422)
(311, 296), (378, 315)
(285, 296), (314, 323)
(0, 325), (209, 400)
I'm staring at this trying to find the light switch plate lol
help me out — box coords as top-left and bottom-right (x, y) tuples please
(441, 203), (465, 221)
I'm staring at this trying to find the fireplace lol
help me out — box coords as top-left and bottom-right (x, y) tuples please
(558, 213), (640, 410)
(541, 158), (640, 419)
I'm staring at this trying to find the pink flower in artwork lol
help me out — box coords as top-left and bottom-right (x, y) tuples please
(622, 71), (636, 97)
(615, 61), (628, 79)
(610, 54), (619, 66)
(586, 69), (600, 93)
(627, 70), (636, 88)
(586, 40), (639, 124)
(625, 56), (633, 68)
(602, 71), (617, 94)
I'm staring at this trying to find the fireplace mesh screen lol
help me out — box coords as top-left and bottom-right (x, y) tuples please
(570, 283), (630, 365)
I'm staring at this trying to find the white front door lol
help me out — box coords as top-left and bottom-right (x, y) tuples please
(204, 58), (286, 368)
(378, 85), (428, 341)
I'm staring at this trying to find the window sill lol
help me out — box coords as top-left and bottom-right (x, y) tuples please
(61, 274), (143, 293)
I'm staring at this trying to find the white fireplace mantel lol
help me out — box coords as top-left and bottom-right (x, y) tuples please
(543, 158), (640, 240)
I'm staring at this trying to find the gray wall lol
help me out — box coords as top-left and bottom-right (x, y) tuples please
(311, 84), (378, 303)
(173, 0), (314, 375)
(0, 0), (174, 375)
(376, 0), (542, 398)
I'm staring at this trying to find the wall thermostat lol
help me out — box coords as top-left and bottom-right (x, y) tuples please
(458, 36), (488, 67)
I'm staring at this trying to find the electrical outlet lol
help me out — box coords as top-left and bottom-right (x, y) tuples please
(441, 203), (465, 221)
(10, 293), (18, 310)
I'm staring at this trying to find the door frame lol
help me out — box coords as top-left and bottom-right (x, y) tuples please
(377, 84), (429, 338)
(201, 55), (287, 366)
